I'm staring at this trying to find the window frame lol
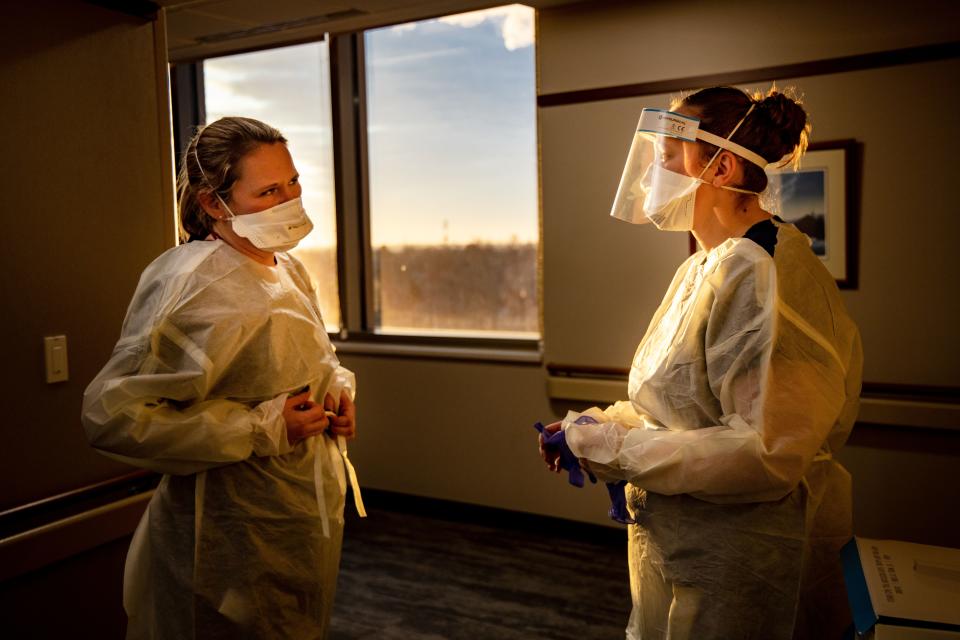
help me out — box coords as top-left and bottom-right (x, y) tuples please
(170, 21), (542, 360)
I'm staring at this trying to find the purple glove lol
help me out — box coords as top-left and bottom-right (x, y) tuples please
(534, 421), (597, 488)
(606, 480), (636, 525)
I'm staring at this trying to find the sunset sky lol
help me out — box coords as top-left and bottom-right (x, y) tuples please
(204, 5), (538, 249)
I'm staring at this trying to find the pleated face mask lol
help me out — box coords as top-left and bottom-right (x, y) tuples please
(221, 196), (314, 253)
(636, 161), (701, 231)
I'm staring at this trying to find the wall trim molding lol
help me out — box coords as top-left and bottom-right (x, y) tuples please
(538, 41), (960, 107)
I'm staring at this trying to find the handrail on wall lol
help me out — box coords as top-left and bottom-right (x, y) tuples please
(545, 363), (960, 431)
(0, 471), (160, 582)
(0, 470), (159, 538)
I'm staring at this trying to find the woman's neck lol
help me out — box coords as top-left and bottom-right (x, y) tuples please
(212, 221), (276, 266)
(692, 196), (771, 251)
(229, 242), (277, 267)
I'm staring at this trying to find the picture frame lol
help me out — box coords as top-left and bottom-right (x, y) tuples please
(764, 139), (860, 288)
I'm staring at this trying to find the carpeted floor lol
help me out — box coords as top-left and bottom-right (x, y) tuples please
(329, 493), (631, 640)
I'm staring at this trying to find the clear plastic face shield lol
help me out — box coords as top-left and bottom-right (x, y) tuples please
(610, 107), (768, 231)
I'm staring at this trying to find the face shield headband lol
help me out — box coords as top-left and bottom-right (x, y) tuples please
(610, 105), (768, 226)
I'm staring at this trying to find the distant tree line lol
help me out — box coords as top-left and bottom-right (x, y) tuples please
(375, 243), (537, 333)
(293, 243), (538, 334)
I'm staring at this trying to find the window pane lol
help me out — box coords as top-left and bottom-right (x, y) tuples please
(365, 5), (539, 338)
(203, 42), (341, 331)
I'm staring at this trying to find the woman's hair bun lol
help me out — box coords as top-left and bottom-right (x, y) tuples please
(757, 90), (808, 160)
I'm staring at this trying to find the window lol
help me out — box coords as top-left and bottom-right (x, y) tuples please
(203, 41), (342, 331)
(364, 5), (539, 338)
(180, 4), (540, 347)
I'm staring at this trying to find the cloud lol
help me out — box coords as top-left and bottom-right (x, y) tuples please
(500, 7), (534, 51)
(368, 46), (467, 67)
(203, 63), (272, 117)
(438, 4), (534, 51)
(204, 81), (270, 117)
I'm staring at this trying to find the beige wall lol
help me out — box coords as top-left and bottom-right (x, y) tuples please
(0, 0), (173, 510)
(0, 1), (173, 634)
(537, 0), (960, 94)
(338, 354), (619, 526)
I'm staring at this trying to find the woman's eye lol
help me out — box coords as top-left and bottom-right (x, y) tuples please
(261, 188), (277, 196)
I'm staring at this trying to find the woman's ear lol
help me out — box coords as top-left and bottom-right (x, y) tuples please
(197, 190), (224, 219)
(710, 151), (740, 187)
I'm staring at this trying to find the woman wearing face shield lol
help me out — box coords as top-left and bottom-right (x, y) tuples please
(539, 87), (862, 639)
(82, 116), (364, 639)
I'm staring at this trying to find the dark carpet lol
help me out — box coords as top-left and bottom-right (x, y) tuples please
(329, 492), (631, 640)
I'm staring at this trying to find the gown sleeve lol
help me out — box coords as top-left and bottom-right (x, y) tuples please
(81, 265), (292, 476)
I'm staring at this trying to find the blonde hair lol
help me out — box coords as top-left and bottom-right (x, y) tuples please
(176, 116), (287, 243)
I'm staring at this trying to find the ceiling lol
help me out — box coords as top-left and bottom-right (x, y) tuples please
(155, 0), (582, 62)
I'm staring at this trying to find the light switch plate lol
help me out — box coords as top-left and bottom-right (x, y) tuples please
(44, 335), (68, 383)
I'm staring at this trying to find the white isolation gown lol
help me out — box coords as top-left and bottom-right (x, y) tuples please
(82, 239), (357, 639)
(563, 221), (862, 640)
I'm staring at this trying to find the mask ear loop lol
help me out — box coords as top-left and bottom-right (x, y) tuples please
(694, 104), (758, 193)
(192, 133), (237, 221)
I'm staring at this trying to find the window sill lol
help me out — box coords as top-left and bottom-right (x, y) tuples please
(332, 335), (542, 365)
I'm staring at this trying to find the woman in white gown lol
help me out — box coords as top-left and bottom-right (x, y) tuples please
(540, 87), (862, 639)
(83, 117), (362, 639)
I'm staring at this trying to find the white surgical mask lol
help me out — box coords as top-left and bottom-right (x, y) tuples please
(639, 163), (701, 232)
(219, 196), (314, 253)
(640, 153), (762, 232)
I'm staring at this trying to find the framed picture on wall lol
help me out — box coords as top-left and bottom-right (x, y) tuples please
(764, 139), (860, 288)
